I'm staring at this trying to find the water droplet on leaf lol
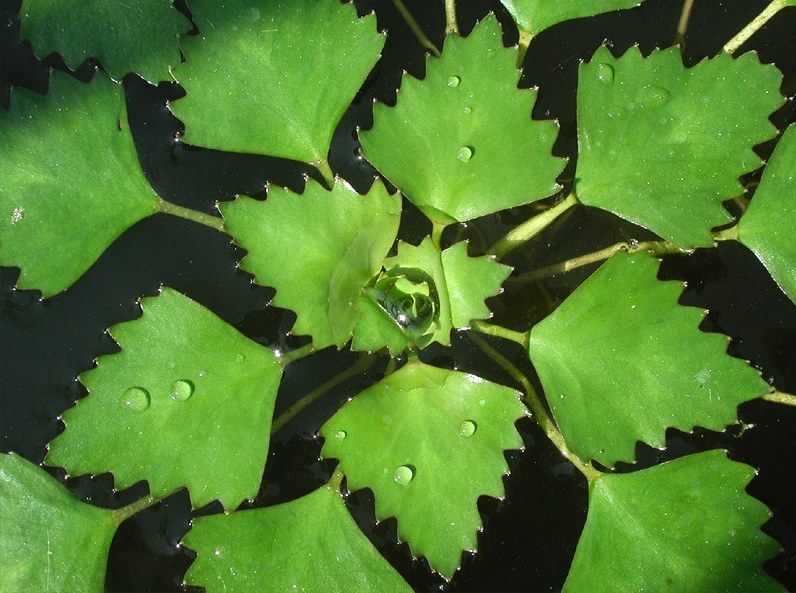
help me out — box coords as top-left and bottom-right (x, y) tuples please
(462, 106), (472, 115)
(235, 353), (246, 363)
(334, 430), (347, 440)
(394, 465), (414, 485)
(447, 75), (461, 87)
(456, 146), (473, 162)
(170, 379), (194, 401)
(637, 85), (670, 109)
(248, 7), (260, 21)
(596, 63), (614, 84)
(459, 420), (477, 437)
(10, 207), (24, 224)
(120, 387), (150, 412)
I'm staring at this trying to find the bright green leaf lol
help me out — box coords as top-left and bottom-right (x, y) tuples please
(220, 179), (401, 350)
(0, 453), (118, 593)
(20, 0), (188, 83)
(320, 362), (526, 578)
(564, 450), (785, 593)
(170, 0), (385, 168)
(498, 0), (642, 36)
(528, 252), (770, 467)
(45, 288), (282, 510)
(183, 485), (413, 593)
(351, 293), (417, 356)
(360, 14), (564, 225)
(575, 46), (783, 248)
(738, 124), (796, 304)
(0, 70), (159, 297)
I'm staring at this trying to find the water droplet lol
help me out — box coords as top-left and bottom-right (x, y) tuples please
(447, 75), (461, 88)
(10, 207), (24, 224)
(673, 130), (687, 143)
(393, 465), (414, 485)
(637, 85), (670, 109)
(120, 387), (150, 412)
(334, 430), (347, 440)
(456, 146), (473, 162)
(596, 63), (614, 84)
(695, 369), (711, 385)
(248, 7), (260, 21)
(170, 379), (194, 401)
(462, 106), (472, 115)
(459, 420), (477, 437)
(235, 353), (246, 363)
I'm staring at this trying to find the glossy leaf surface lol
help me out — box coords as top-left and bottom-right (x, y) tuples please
(564, 450), (784, 592)
(183, 485), (412, 592)
(46, 288), (282, 510)
(499, 0), (642, 36)
(321, 362), (526, 578)
(19, 0), (188, 82)
(575, 46), (783, 247)
(171, 0), (385, 167)
(0, 453), (118, 593)
(221, 179), (401, 350)
(528, 252), (769, 467)
(360, 14), (564, 224)
(0, 71), (158, 297)
(738, 124), (796, 304)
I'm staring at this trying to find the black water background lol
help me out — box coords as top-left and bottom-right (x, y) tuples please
(1, 0), (795, 591)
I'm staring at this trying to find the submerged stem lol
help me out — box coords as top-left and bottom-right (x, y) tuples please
(467, 333), (602, 483)
(155, 199), (226, 233)
(762, 391), (796, 407)
(674, 0), (695, 46)
(392, 0), (441, 56)
(444, 0), (459, 34)
(470, 320), (528, 348)
(488, 193), (578, 260)
(723, 0), (787, 54)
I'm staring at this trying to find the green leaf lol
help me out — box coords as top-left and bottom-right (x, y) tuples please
(360, 14), (564, 225)
(575, 46), (783, 248)
(498, 0), (642, 36)
(20, 0), (189, 83)
(182, 485), (413, 593)
(170, 0), (385, 168)
(45, 288), (282, 510)
(220, 179), (401, 350)
(0, 70), (159, 297)
(564, 450), (785, 593)
(0, 453), (118, 593)
(320, 362), (526, 579)
(738, 124), (796, 304)
(527, 252), (770, 467)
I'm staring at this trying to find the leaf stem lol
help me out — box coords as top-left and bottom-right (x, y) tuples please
(762, 390), (796, 407)
(391, 0), (441, 56)
(509, 240), (687, 283)
(431, 222), (445, 250)
(674, 0), (695, 46)
(111, 494), (161, 525)
(466, 333), (602, 483)
(327, 466), (345, 492)
(313, 159), (335, 187)
(270, 354), (377, 434)
(516, 30), (534, 67)
(723, 0), (788, 54)
(488, 193), (578, 260)
(444, 0), (459, 34)
(470, 320), (528, 348)
(277, 343), (316, 367)
(713, 225), (739, 241)
(154, 199), (226, 233)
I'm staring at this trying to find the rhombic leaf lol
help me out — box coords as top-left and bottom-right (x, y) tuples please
(564, 450), (784, 593)
(46, 288), (282, 510)
(19, 0), (189, 83)
(0, 70), (159, 297)
(170, 0), (385, 170)
(360, 14), (565, 225)
(575, 46), (783, 248)
(498, 0), (642, 37)
(182, 485), (413, 592)
(220, 179), (401, 350)
(738, 124), (796, 304)
(0, 453), (118, 593)
(320, 362), (526, 579)
(527, 251), (770, 467)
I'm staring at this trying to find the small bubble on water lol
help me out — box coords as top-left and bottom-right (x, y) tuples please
(120, 387), (150, 412)
(456, 146), (473, 162)
(459, 420), (477, 437)
(170, 379), (194, 401)
(394, 465), (414, 485)
(447, 75), (461, 87)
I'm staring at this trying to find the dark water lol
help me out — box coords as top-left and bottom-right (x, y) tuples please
(1, 0), (795, 591)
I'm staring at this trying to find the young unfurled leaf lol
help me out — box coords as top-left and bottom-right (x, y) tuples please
(738, 124), (796, 304)
(320, 362), (526, 579)
(45, 288), (282, 510)
(0, 453), (118, 593)
(360, 14), (564, 225)
(498, 0), (642, 37)
(575, 46), (783, 248)
(170, 0), (385, 170)
(220, 179), (401, 350)
(527, 252), (770, 467)
(19, 0), (189, 82)
(182, 485), (413, 593)
(0, 70), (159, 297)
(564, 451), (784, 593)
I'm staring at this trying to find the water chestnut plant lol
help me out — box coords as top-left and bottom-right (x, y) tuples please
(1, 0), (795, 591)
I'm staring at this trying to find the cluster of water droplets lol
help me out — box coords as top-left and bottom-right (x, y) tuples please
(447, 74), (474, 163)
